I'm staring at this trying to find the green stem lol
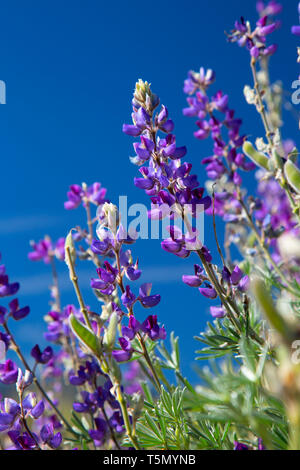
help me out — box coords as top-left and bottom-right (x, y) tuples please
(250, 57), (300, 224)
(137, 333), (161, 392)
(19, 388), (42, 450)
(116, 384), (141, 450)
(250, 57), (273, 147)
(238, 191), (300, 297)
(65, 246), (92, 329)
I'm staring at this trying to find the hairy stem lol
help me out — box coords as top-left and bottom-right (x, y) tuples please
(65, 246), (92, 329)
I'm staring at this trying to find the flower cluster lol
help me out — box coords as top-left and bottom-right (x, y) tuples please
(0, 368), (62, 450)
(0, 255), (30, 386)
(113, 314), (166, 363)
(70, 368), (126, 446)
(89, 201), (165, 365)
(123, 80), (211, 259)
(0, 255), (20, 298)
(227, 9), (280, 58)
(28, 236), (65, 264)
(64, 182), (108, 210)
(183, 66), (255, 221)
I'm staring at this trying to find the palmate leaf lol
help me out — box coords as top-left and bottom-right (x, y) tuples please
(187, 356), (289, 449)
(136, 386), (190, 450)
(157, 332), (180, 371)
(195, 318), (240, 360)
(144, 411), (164, 439)
(134, 422), (165, 448)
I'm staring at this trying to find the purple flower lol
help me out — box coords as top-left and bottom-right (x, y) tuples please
(199, 284), (217, 299)
(28, 238), (52, 263)
(112, 337), (133, 363)
(0, 360), (18, 384)
(125, 265), (142, 281)
(91, 261), (118, 295)
(8, 431), (38, 450)
(182, 264), (204, 287)
(40, 424), (62, 449)
(256, 1), (282, 17)
(0, 398), (20, 431)
(8, 298), (30, 321)
(161, 226), (190, 259)
(122, 315), (141, 340)
(230, 266), (244, 285)
(141, 315), (166, 341)
(91, 237), (112, 256)
(292, 25), (300, 36)
(69, 360), (101, 386)
(122, 124), (143, 137)
(234, 441), (249, 450)
(31, 344), (53, 364)
(73, 391), (97, 413)
(64, 182), (107, 210)
(0, 274), (19, 298)
(64, 184), (82, 209)
(30, 400), (45, 419)
(227, 13), (280, 59)
(210, 306), (226, 318)
(183, 68), (215, 95)
(222, 265), (250, 292)
(0, 393), (44, 435)
(238, 275), (250, 292)
(138, 283), (161, 308)
(258, 438), (265, 450)
(89, 417), (107, 445)
(22, 393), (44, 420)
(109, 411), (124, 434)
(28, 237), (65, 264)
(121, 285), (136, 308)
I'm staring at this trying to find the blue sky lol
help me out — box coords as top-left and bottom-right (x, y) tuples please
(0, 0), (299, 378)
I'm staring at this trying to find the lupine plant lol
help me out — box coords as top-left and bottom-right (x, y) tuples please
(1, 0), (300, 451)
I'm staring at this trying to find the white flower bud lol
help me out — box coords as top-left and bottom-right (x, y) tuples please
(243, 85), (256, 105)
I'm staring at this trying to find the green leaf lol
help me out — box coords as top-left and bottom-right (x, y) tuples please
(252, 278), (290, 339)
(69, 313), (100, 356)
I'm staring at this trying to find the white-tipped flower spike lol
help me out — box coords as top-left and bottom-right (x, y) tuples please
(98, 202), (119, 234)
(64, 229), (76, 276)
